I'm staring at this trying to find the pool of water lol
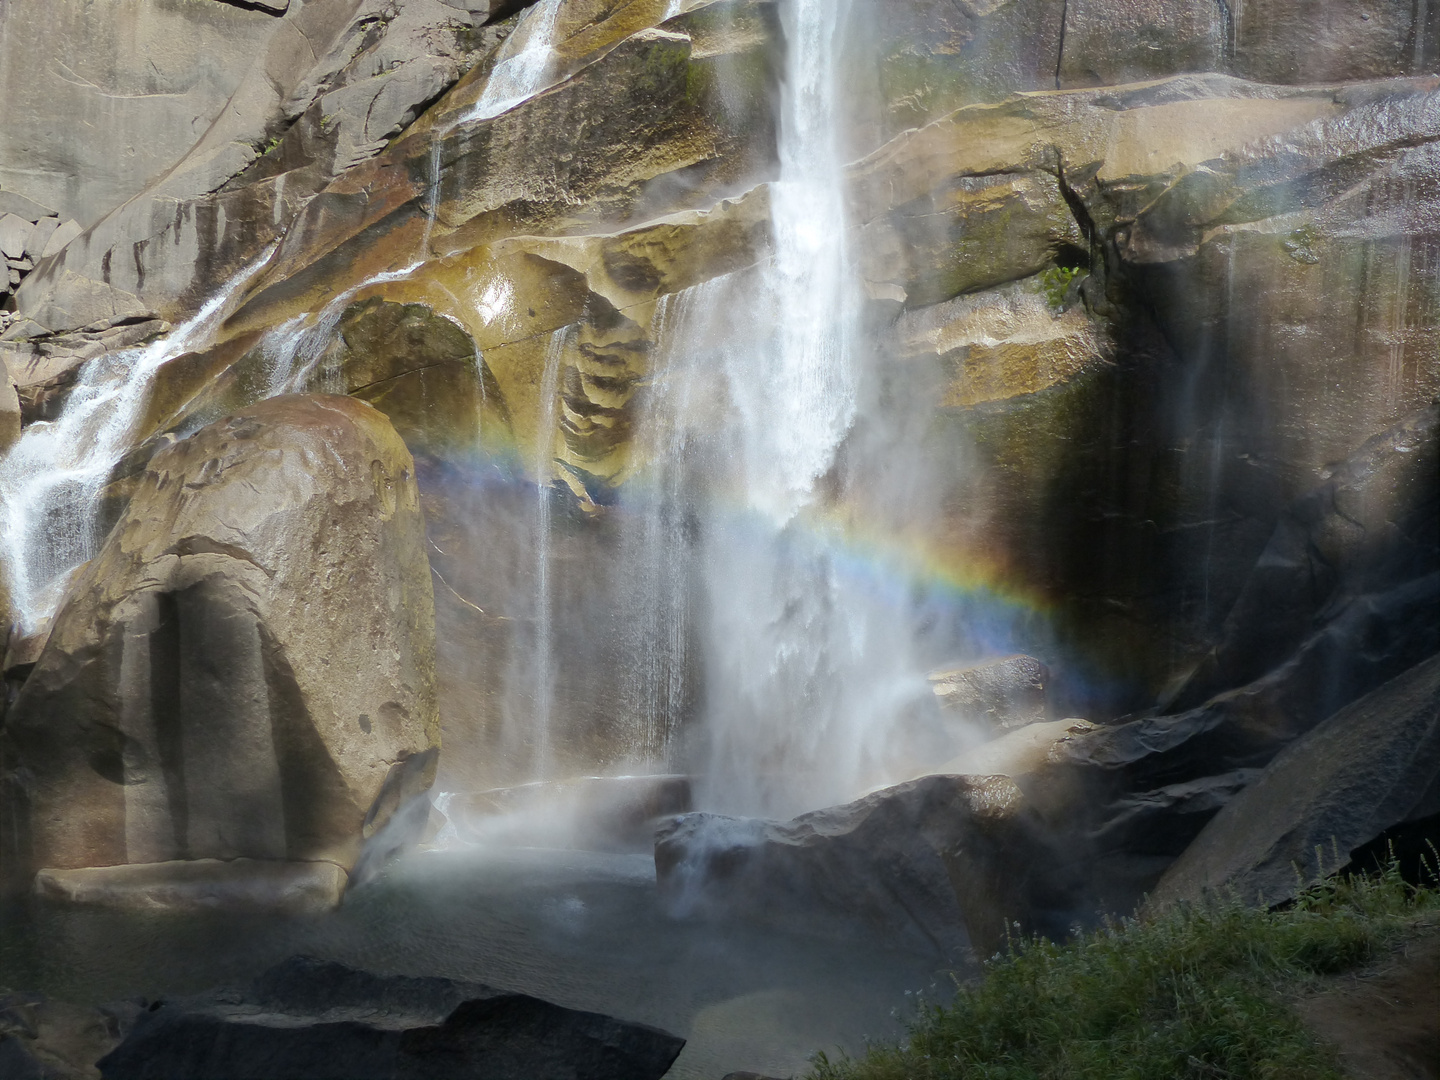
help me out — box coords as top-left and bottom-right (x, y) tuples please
(0, 848), (966, 1078)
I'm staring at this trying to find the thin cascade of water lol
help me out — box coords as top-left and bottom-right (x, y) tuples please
(261, 306), (345, 398)
(0, 247), (277, 633)
(420, 134), (446, 259)
(499, 326), (570, 783)
(468, 0), (565, 122)
(614, 283), (728, 766)
(249, 258), (429, 399)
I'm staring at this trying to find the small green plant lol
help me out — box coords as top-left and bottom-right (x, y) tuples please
(809, 854), (1439, 1080)
(1038, 264), (1082, 308)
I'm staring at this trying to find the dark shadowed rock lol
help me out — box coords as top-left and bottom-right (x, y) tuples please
(96, 956), (684, 1080)
(0, 395), (438, 899)
(1043, 399), (1440, 909)
(1172, 404), (1440, 711)
(1150, 652), (1440, 909)
(0, 986), (123, 1080)
(655, 774), (1082, 958)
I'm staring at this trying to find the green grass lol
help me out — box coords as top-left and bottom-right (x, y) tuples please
(809, 857), (1440, 1080)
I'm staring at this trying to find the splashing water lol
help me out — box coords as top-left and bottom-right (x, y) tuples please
(0, 248), (277, 633)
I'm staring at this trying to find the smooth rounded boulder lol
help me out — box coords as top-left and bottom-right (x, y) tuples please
(0, 394), (439, 900)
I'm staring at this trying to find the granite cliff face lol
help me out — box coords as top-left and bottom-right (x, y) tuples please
(0, 0), (1436, 912)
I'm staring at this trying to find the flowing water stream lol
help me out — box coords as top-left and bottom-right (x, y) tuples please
(0, 247), (276, 634)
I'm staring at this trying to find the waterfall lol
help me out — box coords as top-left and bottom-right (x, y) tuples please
(693, 0), (879, 815)
(0, 248), (276, 634)
(610, 0), (945, 816)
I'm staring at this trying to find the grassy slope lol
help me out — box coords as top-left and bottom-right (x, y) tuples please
(809, 861), (1440, 1080)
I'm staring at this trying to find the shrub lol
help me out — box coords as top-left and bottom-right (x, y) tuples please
(809, 855), (1439, 1080)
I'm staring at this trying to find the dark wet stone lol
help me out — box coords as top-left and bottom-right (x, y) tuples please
(97, 956), (684, 1080)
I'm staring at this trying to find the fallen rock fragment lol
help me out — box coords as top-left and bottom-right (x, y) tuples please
(34, 859), (348, 915)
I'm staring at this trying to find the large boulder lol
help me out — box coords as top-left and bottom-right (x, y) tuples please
(0, 395), (439, 899)
(655, 774), (1081, 957)
(1151, 651), (1440, 909)
(97, 956), (686, 1080)
(0, 955), (684, 1080)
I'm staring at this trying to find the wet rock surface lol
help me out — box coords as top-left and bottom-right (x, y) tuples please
(928, 654), (1050, 733)
(0, 0), (1435, 1006)
(0, 986), (123, 1080)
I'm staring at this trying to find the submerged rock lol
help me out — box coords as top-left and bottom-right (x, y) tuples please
(0, 395), (438, 899)
(96, 956), (685, 1080)
(655, 774), (1081, 958)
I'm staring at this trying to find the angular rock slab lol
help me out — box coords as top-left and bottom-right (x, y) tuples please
(655, 774), (1080, 958)
(1, 394), (439, 893)
(96, 956), (685, 1080)
(34, 858), (347, 915)
(1151, 651), (1440, 910)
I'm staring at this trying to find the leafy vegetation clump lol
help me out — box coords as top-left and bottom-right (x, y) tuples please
(1038, 265), (1082, 308)
(809, 858), (1439, 1080)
